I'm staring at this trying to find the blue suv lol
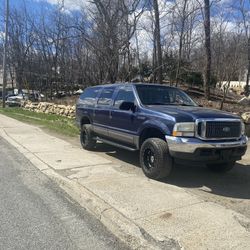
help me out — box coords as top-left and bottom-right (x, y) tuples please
(76, 83), (248, 179)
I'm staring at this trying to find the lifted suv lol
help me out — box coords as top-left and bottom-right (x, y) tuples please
(76, 83), (248, 179)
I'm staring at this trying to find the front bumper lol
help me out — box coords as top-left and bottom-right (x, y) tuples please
(165, 135), (248, 162)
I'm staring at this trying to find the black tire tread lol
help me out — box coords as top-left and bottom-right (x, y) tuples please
(80, 124), (96, 150)
(140, 138), (173, 180)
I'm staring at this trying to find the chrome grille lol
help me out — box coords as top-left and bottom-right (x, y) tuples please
(196, 119), (241, 140)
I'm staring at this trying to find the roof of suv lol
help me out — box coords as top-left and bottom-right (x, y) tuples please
(89, 82), (178, 89)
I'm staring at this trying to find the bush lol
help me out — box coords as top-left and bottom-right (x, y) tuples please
(182, 72), (203, 86)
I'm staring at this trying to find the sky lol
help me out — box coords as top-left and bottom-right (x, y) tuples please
(2, 0), (249, 16)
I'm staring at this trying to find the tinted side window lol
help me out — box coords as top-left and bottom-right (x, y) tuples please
(114, 86), (135, 109)
(79, 87), (100, 105)
(97, 87), (115, 106)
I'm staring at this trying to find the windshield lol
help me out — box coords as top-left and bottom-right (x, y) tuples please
(135, 85), (197, 106)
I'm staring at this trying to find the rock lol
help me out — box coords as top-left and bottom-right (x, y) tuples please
(59, 109), (65, 115)
(238, 97), (250, 106)
(242, 112), (250, 124)
(21, 101), (75, 119)
(246, 124), (250, 136)
(208, 100), (213, 107)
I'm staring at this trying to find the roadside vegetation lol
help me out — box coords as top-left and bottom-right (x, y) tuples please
(0, 107), (79, 137)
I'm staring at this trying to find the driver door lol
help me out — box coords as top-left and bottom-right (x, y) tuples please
(108, 85), (139, 146)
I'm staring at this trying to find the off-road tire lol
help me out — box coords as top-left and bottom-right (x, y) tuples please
(140, 138), (173, 180)
(206, 161), (236, 173)
(80, 124), (96, 150)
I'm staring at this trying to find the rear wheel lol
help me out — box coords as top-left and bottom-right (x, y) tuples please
(140, 138), (173, 180)
(80, 124), (96, 150)
(206, 161), (235, 173)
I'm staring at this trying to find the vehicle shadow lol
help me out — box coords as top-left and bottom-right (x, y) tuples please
(95, 143), (140, 166)
(95, 143), (250, 200)
(166, 162), (250, 200)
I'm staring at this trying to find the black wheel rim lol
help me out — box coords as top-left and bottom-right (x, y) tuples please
(81, 129), (87, 145)
(143, 148), (155, 170)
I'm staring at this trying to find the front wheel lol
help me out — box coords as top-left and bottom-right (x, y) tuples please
(206, 161), (236, 173)
(80, 124), (96, 150)
(140, 138), (173, 180)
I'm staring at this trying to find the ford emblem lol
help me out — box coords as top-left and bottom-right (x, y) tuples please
(222, 127), (230, 132)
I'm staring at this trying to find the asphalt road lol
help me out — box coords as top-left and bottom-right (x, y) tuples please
(0, 137), (128, 250)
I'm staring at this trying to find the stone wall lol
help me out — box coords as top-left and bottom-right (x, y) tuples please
(21, 101), (250, 135)
(242, 112), (250, 136)
(22, 101), (75, 118)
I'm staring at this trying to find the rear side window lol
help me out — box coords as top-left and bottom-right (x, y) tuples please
(79, 87), (101, 105)
(97, 87), (115, 106)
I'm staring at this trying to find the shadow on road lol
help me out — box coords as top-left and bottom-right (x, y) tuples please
(95, 143), (250, 200)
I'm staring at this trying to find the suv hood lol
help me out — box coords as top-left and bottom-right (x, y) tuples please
(147, 105), (240, 122)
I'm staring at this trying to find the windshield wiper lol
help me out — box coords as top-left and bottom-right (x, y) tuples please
(146, 102), (195, 106)
(174, 103), (196, 106)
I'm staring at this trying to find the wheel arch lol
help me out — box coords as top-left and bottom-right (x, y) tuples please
(139, 126), (166, 147)
(80, 116), (92, 127)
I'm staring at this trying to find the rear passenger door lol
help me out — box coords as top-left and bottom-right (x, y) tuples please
(93, 86), (116, 137)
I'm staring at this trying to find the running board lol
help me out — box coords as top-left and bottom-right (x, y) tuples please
(96, 137), (137, 151)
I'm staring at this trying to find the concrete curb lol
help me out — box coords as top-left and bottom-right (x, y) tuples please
(0, 128), (178, 250)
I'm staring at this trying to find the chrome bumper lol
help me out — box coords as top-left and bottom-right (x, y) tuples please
(165, 135), (248, 154)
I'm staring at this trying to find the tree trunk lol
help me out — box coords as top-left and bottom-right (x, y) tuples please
(135, 30), (142, 81)
(203, 0), (211, 99)
(245, 37), (250, 96)
(175, 35), (183, 87)
(152, 30), (157, 82)
(220, 81), (230, 110)
(175, 0), (188, 87)
(153, 0), (163, 84)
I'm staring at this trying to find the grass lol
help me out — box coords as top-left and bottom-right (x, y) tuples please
(0, 107), (79, 137)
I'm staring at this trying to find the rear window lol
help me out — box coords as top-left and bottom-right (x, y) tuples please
(97, 87), (115, 106)
(79, 87), (101, 105)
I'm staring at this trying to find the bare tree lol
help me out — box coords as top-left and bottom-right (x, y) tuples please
(152, 0), (163, 84)
(2, 0), (250, 100)
(174, 0), (188, 86)
(203, 0), (211, 99)
(8, 5), (36, 93)
(81, 0), (144, 83)
(219, 33), (244, 109)
(239, 0), (250, 96)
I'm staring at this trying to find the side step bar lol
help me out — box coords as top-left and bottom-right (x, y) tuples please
(95, 137), (138, 152)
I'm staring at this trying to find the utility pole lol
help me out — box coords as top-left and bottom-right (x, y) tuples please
(2, 0), (9, 108)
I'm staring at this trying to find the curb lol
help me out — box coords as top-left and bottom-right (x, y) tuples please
(42, 169), (160, 250)
(0, 128), (177, 250)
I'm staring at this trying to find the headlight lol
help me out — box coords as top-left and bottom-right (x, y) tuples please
(172, 122), (195, 137)
(241, 121), (245, 135)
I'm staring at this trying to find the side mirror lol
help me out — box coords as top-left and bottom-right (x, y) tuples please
(119, 101), (136, 112)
